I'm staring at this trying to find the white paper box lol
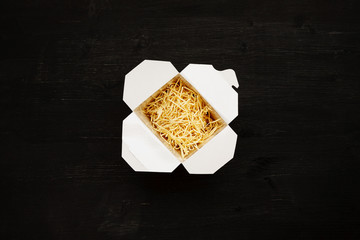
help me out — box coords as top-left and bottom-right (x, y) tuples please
(122, 60), (238, 174)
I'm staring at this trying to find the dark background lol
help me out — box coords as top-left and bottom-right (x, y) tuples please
(1, 0), (360, 239)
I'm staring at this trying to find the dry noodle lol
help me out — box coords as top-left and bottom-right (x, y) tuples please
(142, 77), (222, 159)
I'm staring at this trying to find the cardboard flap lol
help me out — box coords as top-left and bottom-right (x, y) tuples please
(220, 69), (239, 88)
(124, 60), (179, 110)
(182, 126), (238, 174)
(180, 64), (238, 124)
(122, 112), (180, 172)
(122, 141), (148, 172)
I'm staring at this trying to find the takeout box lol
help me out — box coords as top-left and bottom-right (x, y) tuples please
(122, 60), (238, 174)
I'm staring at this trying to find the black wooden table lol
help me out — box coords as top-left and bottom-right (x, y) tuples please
(1, 0), (360, 239)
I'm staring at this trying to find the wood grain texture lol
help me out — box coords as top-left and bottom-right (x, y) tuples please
(1, 0), (360, 239)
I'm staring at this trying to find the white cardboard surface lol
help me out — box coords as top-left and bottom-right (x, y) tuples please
(122, 60), (238, 174)
(180, 64), (238, 124)
(123, 60), (178, 111)
(121, 141), (148, 171)
(122, 112), (180, 172)
(219, 69), (239, 88)
(182, 126), (238, 174)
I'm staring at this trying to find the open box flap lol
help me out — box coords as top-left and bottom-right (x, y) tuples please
(180, 64), (238, 124)
(122, 141), (148, 171)
(122, 112), (180, 172)
(182, 126), (238, 174)
(123, 60), (179, 110)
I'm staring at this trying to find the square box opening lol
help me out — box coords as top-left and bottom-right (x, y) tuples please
(134, 74), (227, 162)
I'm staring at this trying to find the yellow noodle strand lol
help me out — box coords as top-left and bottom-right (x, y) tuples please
(143, 77), (222, 159)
